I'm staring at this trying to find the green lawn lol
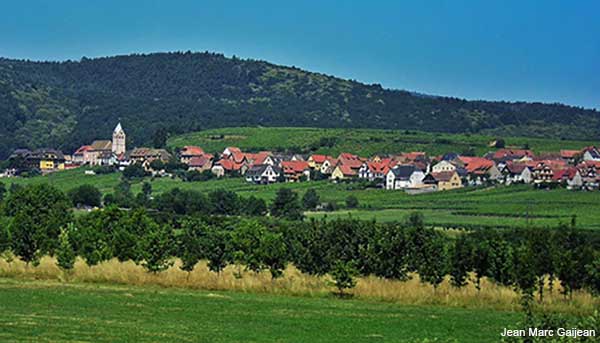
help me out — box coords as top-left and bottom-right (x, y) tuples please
(167, 126), (596, 156)
(7, 169), (600, 229)
(0, 278), (520, 342)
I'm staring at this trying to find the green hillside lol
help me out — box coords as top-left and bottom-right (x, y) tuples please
(0, 278), (520, 342)
(168, 126), (597, 156)
(1, 52), (599, 159)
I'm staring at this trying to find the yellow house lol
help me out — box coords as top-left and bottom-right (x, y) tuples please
(425, 171), (462, 191)
(39, 160), (55, 170)
(330, 165), (357, 180)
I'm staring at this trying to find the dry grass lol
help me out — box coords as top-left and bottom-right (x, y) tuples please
(1, 256), (597, 315)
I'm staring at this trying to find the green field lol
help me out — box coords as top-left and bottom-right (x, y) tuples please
(7, 168), (600, 229)
(167, 127), (596, 156)
(0, 278), (520, 342)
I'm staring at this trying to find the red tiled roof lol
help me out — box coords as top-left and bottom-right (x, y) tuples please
(309, 154), (332, 163)
(337, 153), (364, 168)
(181, 146), (205, 156)
(281, 161), (310, 174)
(552, 167), (579, 181)
(74, 145), (92, 155)
(188, 156), (211, 167)
(560, 150), (580, 159)
(492, 149), (534, 160)
(367, 161), (390, 175)
(460, 157), (495, 173)
(338, 165), (357, 176)
(217, 159), (244, 171)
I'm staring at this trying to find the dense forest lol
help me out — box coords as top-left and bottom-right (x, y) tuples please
(0, 51), (599, 159)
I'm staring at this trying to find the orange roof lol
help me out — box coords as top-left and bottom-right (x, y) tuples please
(181, 146), (205, 156)
(337, 165), (357, 176)
(460, 157), (495, 173)
(560, 150), (580, 158)
(309, 154), (332, 163)
(188, 156), (211, 167)
(552, 167), (579, 181)
(217, 159), (244, 171)
(367, 161), (390, 175)
(337, 153), (364, 168)
(492, 149), (534, 160)
(282, 161), (310, 174)
(249, 152), (272, 165)
(74, 145), (92, 155)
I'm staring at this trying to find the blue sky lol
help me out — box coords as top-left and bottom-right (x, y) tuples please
(1, 0), (598, 109)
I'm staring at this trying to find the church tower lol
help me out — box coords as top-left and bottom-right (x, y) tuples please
(112, 122), (126, 155)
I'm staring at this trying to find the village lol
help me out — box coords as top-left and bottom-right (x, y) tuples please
(2, 123), (600, 193)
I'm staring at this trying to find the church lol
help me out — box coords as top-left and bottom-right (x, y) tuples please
(73, 123), (126, 166)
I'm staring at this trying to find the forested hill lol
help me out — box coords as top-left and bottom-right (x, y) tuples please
(0, 51), (598, 159)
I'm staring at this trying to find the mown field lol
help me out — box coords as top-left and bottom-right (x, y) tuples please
(7, 168), (600, 229)
(0, 278), (520, 342)
(167, 127), (596, 156)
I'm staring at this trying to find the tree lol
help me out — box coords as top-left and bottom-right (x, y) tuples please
(449, 234), (474, 288)
(405, 212), (424, 229)
(68, 184), (102, 208)
(345, 195), (359, 209)
(417, 233), (449, 290)
(209, 189), (239, 215)
(122, 163), (148, 179)
(260, 232), (288, 279)
(302, 189), (320, 210)
(140, 224), (174, 273)
(271, 188), (303, 220)
(152, 127), (168, 148)
(205, 228), (232, 274)
(178, 219), (209, 274)
(241, 196), (267, 216)
(0, 181), (5, 202)
(5, 184), (73, 264)
(56, 223), (77, 275)
(231, 220), (266, 273)
(330, 261), (357, 296)
(148, 159), (165, 172)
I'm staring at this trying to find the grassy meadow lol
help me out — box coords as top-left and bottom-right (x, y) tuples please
(0, 277), (523, 343)
(7, 168), (600, 229)
(167, 126), (596, 156)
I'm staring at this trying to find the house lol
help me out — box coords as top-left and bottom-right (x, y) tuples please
(87, 140), (113, 166)
(423, 171), (462, 191)
(28, 149), (66, 172)
(129, 148), (172, 164)
(281, 161), (311, 182)
(490, 149), (535, 161)
(337, 153), (364, 170)
(385, 165), (425, 190)
(577, 161), (600, 190)
(431, 160), (456, 173)
(532, 160), (568, 184)
(211, 159), (247, 177)
(320, 157), (337, 175)
(552, 168), (583, 190)
(358, 161), (392, 181)
(187, 155), (213, 172)
(330, 165), (357, 180)
(180, 146), (207, 164)
(245, 164), (282, 184)
(560, 150), (580, 164)
(222, 147), (242, 157)
(581, 147), (600, 162)
(307, 154), (333, 170)
(501, 162), (533, 184)
(72, 145), (92, 165)
(459, 157), (501, 185)
(247, 151), (276, 167)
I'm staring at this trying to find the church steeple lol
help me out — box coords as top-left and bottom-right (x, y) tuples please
(112, 122), (126, 155)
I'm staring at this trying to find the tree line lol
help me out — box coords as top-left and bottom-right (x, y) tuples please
(1, 183), (599, 298)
